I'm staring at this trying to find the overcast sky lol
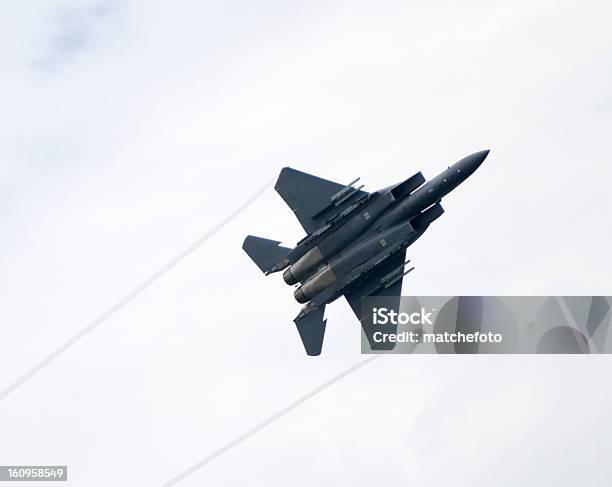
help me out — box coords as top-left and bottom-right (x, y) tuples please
(1, 0), (611, 485)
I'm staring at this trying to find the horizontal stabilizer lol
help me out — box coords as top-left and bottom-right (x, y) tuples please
(294, 305), (327, 356)
(242, 235), (292, 274)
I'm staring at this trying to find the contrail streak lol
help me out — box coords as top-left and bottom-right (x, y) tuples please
(158, 355), (382, 487)
(0, 180), (272, 402)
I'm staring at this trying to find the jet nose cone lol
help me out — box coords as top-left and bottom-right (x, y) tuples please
(477, 148), (490, 158)
(457, 149), (490, 175)
(469, 149), (490, 167)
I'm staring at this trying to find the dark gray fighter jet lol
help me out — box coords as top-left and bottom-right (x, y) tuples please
(243, 150), (489, 355)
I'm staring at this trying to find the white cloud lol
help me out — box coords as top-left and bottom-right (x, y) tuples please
(0, 0), (611, 485)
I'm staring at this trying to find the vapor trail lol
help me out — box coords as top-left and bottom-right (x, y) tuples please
(158, 355), (382, 487)
(0, 179), (272, 402)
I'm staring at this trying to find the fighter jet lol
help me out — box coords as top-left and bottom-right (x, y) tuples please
(242, 150), (489, 355)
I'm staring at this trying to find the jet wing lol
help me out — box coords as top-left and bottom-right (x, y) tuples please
(344, 250), (406, 351)
(275, 167), (368, 234)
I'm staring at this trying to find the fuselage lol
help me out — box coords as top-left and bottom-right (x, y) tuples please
(285, 150), (489, 306)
